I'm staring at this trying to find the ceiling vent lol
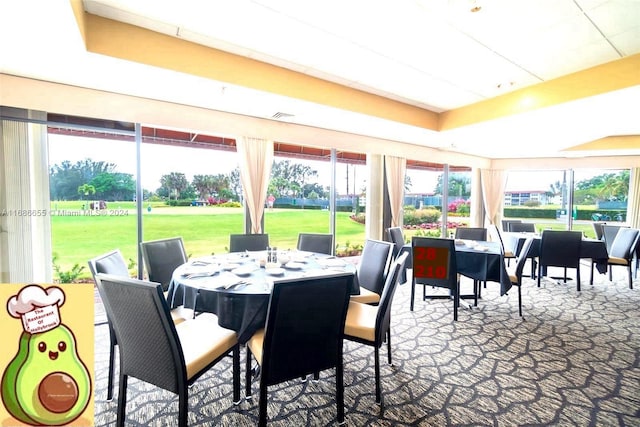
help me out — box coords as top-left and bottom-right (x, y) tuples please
(272, 112), (295, 120)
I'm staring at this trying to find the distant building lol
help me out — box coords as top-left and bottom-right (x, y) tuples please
(504, 190), (550, 206)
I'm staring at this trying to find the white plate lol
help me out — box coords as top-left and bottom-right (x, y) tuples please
(284, 262), (304, 270)
(265, 267), (285, 276)
(231, 266), (257, 276)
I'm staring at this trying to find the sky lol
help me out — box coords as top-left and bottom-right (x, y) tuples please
(48, 133), (610, 195)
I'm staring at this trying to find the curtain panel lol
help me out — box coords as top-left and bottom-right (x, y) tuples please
(480, 169), (507, 226)
(384, 156), (406, 228)
(627, 167), (640, 229)
(236, 137), (274, 234)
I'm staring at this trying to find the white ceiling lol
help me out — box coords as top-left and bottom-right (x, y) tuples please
(1, 0), (640, 159)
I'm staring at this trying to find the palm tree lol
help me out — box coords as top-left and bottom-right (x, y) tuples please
(160, 172), (188, 200)
(77, 183), (95, 200)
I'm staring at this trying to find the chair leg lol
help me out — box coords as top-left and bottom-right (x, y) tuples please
(107, 329), (116, 401)
(386, 330), (392, 365)
(232, 345), (241, 404)
(473, 280), (478, 307)
(517, 285), (522, 317)
(336, 362), (345, 424)
(609, 265), (613, 281)
(245, 348), (253, 399)
(258, 382), (268, 427)
(116, 374), (128, 427)
(590, 261), (595, 285)
(576, 266), (581, 292)
(374, 346), (381, 404)
(537, 264), (542, 287)
(453, 282), (459, 321)
(178, 386), (188, 427)
(628, 265), (633, 289)
(410, 280), (415, 311)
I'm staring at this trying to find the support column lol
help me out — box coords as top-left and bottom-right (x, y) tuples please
(0, 109), (52, 282)
(365, 154), (384, 240)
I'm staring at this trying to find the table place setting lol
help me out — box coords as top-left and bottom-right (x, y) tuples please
(316, 257), (347, 268)
(180, 263), (220, 278)
(194, 271), (252, 290)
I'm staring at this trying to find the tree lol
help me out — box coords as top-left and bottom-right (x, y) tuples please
(270, 160), (318, 197)
(90, 172), (135, 201)
(433, 173), (471, 197)
(192, 174), (215, 199)
(77, 183), (95, 200)
(302, 183), (326, 198)
(598, 171), (629, 201)
(160, 172), (188, 200)
(50, 158), (117, 200)
(228, 168), (242, 201)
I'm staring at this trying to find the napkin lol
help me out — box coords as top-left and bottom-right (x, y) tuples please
(316, 258), (346, 267)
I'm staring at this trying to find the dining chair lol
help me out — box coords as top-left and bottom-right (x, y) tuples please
(87, 250), (130, 402)
(592, 222), (606, 240)
(454, 227), (487, 291)
(537, 230), (583, 290)
(488, 224), (517, 266)
(350, 239), (393, 305)
(344, 252), (408, 405)
(386, 226), (405, 259)
(94, 274), (240, 427)
(140, 236), (188, 291)
(411, 236), (459, 320)
(501, 219), (522, 232)
(296, 232), (333, 255)
(89, 249), (192, 401)
(244, 272), (352, 427)
(506, 236), (535, 317)
(602, 225), (624, 253)
(229, 233), (269, 252)
(454, 227), (487, 241)
(591, 227), (639, 289)
(508, 222), (536, 233)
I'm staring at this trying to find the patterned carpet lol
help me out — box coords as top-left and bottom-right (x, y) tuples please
(93, 262), (640, 426)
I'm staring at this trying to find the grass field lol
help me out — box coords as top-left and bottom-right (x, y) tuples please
(49, 200), (599, 279)
(50, 201), (366, 277)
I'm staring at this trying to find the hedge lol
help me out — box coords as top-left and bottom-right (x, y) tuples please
(504, 207), (626, 221)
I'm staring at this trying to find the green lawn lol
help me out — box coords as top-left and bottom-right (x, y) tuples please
(50, 203), (366, 278)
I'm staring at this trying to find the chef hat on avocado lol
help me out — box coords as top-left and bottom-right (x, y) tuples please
(7, 284), (65, 334)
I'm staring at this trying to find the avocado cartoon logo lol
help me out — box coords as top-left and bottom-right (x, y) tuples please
(1, 285), (91, 426)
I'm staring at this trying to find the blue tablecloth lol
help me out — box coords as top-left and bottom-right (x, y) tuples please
(167, 251), (357, 343)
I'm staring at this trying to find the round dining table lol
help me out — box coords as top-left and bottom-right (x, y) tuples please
(166, 250), (358, 343)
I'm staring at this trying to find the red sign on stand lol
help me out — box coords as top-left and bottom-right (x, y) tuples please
(413, 246), (449, 279)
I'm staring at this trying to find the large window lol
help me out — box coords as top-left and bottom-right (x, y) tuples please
(504, 168), (631, 236)
(48, 132), (138, 279)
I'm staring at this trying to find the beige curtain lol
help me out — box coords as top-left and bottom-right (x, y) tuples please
(470, 168), (484, 227)
(627, 167), (640, 228)
(236, 137), (274, 234)
(384, 155), (406, 227)
(480, 169), (507, 226)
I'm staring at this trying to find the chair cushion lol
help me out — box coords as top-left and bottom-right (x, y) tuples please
(170, 306), (195, 325)
(344, 301), (377, 342)
(608, 256), (629, 266)
(350, 287), (380, 305)
(176, 313), (237, 380)
(504, 251), (515, 258)
(247, 328), (265, 365)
